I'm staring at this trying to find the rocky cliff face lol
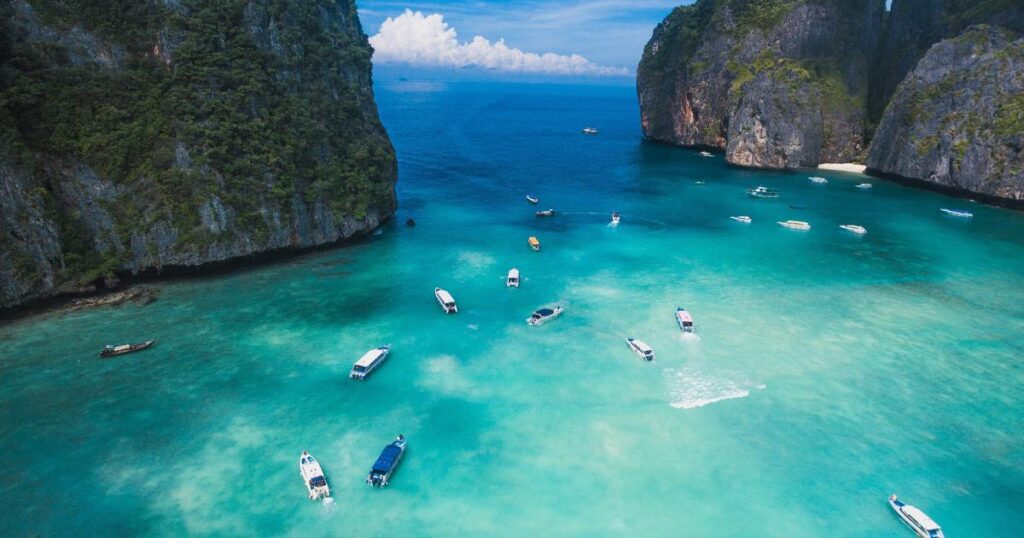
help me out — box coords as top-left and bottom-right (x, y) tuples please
(637, 0), (883, 168)
(867, 26), (1024, 201)
(0, 0), (397, 309)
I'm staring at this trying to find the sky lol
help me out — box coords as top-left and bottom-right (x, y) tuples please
(357, 1), (690, 77)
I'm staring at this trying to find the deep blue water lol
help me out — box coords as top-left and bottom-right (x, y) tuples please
(1, 79), (1022, 536)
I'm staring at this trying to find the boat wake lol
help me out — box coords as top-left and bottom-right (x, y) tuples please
(678, 332), (700, 343)
(663, 367), (763, 410)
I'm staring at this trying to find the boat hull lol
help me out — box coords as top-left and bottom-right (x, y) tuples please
(99, 339), (156, 358)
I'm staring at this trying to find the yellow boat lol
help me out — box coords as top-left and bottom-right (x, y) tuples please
(528, 236), (541, 251)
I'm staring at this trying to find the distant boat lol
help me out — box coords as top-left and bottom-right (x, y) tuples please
(694, 180), (706, 185)
(626, 338), (655, 361)
(788, 204), (807, 210)
(525, 195), (539, 204)
(699, 151), (713, 157)
(536, 209), (556, 217)
(506, 268), (520, 288)
(527, 306), (564, 326)
(528, 236), (541, 251)
(730, 215), (752, 223)
(349, 345), (392, 380)
(99, 338), (156, 358)
(809, 176), (828, 184)
(434, 287), (458, 314)
(856, 183), (873, 189)
(778, 220), (811, 230)
(888, 495), (944, 538)
(610, 212), (621, 226)
(940, 208), (973, 218)
(366, 435), (406, 488)
(582, 127), (599, 135)
(676, 307), (694, 332)
(747, 186), (780, 198)
(299, 451), (331, 501)
(839, 224), (867, 235)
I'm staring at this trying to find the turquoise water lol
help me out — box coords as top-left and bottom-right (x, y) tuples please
(2, 80), (1023, 536)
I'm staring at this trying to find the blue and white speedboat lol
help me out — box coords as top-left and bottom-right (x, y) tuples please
(888, 495), (944, 538)
(366, 435), (406, 488)
(349, 345), (392, 380)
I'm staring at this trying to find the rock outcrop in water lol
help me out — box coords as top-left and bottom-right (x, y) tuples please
(0, 0), (397, 310)
(638, 0), (1024, 204)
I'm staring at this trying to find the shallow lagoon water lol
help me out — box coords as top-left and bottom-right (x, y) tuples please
(2, 80), (1023, 536)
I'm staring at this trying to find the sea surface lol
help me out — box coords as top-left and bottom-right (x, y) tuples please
(2, 79), (1023, 537)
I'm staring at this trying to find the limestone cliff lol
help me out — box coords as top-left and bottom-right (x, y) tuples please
(0, 0), (397, 309)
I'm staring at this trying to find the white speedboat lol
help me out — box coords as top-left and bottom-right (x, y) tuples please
(299, 451), (331, 501)
(699, 151), (713, 157)
(525, 195), (539, 204)
(888, 495), (944, 538)
(839, 224), (867, 235)
(582, 127), (599, 135)
(856, 183), (873, 189)
(676, 307), (694, 332)
(808, 176), (828, 184)
(527, 306), (564, 326)
(940, 208), (973, 218)
(730, 215), (752, 223)
(778, 220), (811, 230)
(366, 435), (406, 488)
(536, 209), (556, 217)
(747, 186), (780, 198)
(626, 338), (655, 361)
(506, 268), (520, 288)
(350, 345), (392, 380)
(434, 287), (458, 313)
(610, 212), (620, 226)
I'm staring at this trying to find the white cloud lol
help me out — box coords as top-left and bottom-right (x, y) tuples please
(368, 9), (630, 76)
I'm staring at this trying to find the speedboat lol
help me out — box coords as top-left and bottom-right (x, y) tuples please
(528, 236), (541, 251)
(506, 268), (520, 288)
(434, 287), (458, 313)
(747, 186), (780, 198)
(940, 208), (973, 218)
(525, 195), (539, 204)
(808, 176), (828, 184)
(610, 212), (620, 225)
(694, 180), (706, 185)
(778, 220), (811, 230)
(888, 495), (944, 538)
(349, 345), (392, 380)
(299, 451), (331, 500)
(582, 127), (598, 135)
(99, 338), (156, 358)
(676, 307), (694, 332)
(730, 216), (752, 223)
(527, 306), (564, 326)
(366, 435), (406, 488)
(856, 183), (873, 189)
(626, 338), (655, 361)
(839, 224), (867, 235)
(536, 209), (556, 217)
(699, 151), (713, 157)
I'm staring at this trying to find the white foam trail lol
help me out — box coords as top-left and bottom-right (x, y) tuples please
(678, 332), (701, 342)
(670, 389), (749, 409)
(664, 367), (763, 410)
(467, 324), (479, 330)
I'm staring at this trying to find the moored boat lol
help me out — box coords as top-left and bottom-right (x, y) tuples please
(349, 345), (392, 380)
(506, 268), (520, 288)
(676, 307), (694, 332)
(99, 338), (156, 358)
(747, 186), (780, 198)
(527, 306), (564, 326)
(940, 208), (973, 218)
(536, 209), (556, 217)
(434, 287), (458, 314)
(856, 183), (873, 189)
(809, 176), (828, 184)
(528, 236), (541, 251)
(582, 127), (599, 135)
(839, 224), (867, 235)
(525, 195), (539, 204)
(730, 216), (752, 223)
(299, 451), (331, 501)
(626, 338), (655, 361)
(888, 495), (944, 538)
(366, 435), (406, 488)
(699, 151), (713, 157)
(610, 212), (620, 225)
(778, 220), (811, 230)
